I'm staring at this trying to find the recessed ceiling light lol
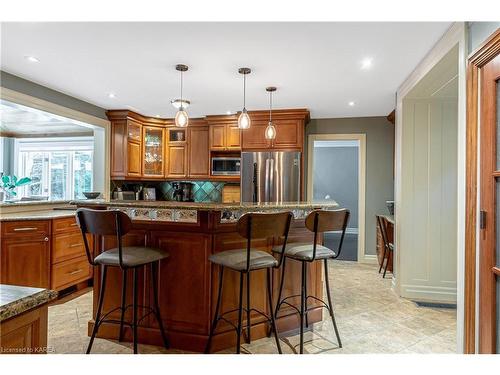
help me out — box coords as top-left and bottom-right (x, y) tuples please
(156, 115), (161, 118)
(24, 55), (39, 63)
(361, 58), (373, 70)
(348, 101), (355, 107)
(226, 111), (232, 115)
(108, 93), (116, 98)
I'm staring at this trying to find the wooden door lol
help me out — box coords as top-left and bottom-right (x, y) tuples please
(241, 121), (270, 150)
(272, 120), (302, 149)
(479, 52), (500, 354)
(226, 125), (241, 150)
(1, 237), (50, 288)
(188, 127), (210, 178)
(127, 120), (142, 177)
(166, 145), (187, 178)
(210, 124), (226, 151)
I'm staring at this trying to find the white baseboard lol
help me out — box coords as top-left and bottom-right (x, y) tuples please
(400, 283), (457, 303)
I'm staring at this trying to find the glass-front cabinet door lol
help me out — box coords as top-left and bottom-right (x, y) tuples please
(143, 126), (165, 177)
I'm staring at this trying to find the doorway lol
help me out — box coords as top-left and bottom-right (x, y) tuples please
(307, 134), (366, 262)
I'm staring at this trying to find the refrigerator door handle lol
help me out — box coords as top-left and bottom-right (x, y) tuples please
(269, 157), (275, 202)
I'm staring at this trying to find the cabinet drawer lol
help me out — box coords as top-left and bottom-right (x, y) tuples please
(1, 220), (50, 238)
(51, 256), (91, 291)
(52, 216), (79, 234)
(52, 232), (88, 264)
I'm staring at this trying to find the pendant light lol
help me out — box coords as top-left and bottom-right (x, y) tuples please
(175, 64), (189, 127)
(237, 67), (251, 129)
(265, 86), (277, 140)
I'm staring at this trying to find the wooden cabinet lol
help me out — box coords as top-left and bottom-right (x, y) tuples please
(0, 217), (92, 292)
(188, 126), (210, 178)
(166, 128), (187, 178)
(142, 126), (165, 178)
(110, 116), (143, 178)
(1, 236), (50, 289)
(241, 120), (271, 150)
(0, 305), (49, 354)
(51, 217), (92, 291)
(241, 118), (304, 150)
(209, 123), (241, 151)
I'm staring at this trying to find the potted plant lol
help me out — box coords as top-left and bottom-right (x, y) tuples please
(0, 174), (32, 202)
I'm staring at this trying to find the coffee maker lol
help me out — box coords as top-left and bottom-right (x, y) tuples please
(172, 182), (194, 202)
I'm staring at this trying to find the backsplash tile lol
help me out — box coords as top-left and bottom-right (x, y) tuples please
(111, 180), (226, 203)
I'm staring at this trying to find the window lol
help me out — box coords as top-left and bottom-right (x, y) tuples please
(15, 137), (94, 200)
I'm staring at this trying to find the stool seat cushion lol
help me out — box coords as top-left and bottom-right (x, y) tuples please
(273, 243), (336, 261)
(94, 246), (169, 267)
(209, 249), (278, 271)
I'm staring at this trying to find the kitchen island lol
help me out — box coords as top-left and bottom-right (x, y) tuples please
(74, 200), (339, 352)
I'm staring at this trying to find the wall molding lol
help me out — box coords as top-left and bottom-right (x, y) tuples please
(400, 283), (458, 303)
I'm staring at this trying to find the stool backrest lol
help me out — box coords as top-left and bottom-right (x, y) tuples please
(76, 208), (132, 268)
(236, 211), (293, 272)
(305, 209), (350, 261)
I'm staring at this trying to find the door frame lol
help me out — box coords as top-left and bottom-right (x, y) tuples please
(464, 28), (500, 354)
(307, 133), (367, 263)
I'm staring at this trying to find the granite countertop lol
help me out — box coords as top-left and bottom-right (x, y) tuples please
(71, 199), (339, 210)
(0, 199), (71, 208)
(0, 208), (77, 222)
(0, 284), (57, 322)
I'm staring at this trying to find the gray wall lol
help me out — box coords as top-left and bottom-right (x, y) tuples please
(0, 71), (107, 119)
(0, 137), (15, 175)
(312, 146), (359, 228)
(306, 117), (394, 256)
(468, 22), (500, 53)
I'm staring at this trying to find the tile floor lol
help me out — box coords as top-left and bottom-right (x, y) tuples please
(47, 260), (457, 354)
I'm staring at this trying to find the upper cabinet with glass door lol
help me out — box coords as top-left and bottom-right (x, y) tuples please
(142, 126), (165, 178)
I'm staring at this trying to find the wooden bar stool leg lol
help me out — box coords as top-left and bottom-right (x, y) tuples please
(87, 265), (108, 354)
(299, 261), (306, 354)
(118, 269), (127, 342)
(324, 259), (342, 348)
(151, 261), (169, 349)
(246, 272), (251, 344)
(132, 267), (139, 354)
(205, 266), (224, 353)
(236, 272), (244, 354)
(267, 268), (282, 354)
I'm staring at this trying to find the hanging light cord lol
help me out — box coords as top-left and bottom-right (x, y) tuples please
(269, 90), (273, 123)
(243, 73), (246, 110)
(180, 70), (183, 110)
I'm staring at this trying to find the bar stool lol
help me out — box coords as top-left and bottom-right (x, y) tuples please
(273, 208), (349, 354)
(76, 208), (170, 354)
(376, 215), (394, 278)
(204, 211), (293, 354)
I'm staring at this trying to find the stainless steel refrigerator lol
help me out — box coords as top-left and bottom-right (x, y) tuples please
(241, 151), (301, 203)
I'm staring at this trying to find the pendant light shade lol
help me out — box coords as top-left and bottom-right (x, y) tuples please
(265, 87), (277, 140)
(238, 67), (251, 129)
(175, 64), (189, 127)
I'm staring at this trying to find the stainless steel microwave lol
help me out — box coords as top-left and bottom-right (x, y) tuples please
(211, 157), (241, 176)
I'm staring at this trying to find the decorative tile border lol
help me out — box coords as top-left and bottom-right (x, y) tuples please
(220, 208), (313, 223)
(113, 207), (198, 223)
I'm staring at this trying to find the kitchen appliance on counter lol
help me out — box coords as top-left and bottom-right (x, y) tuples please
(113, 187), (138, 200)
(143, 187), (156, 201)
(211, 157), (241, 176)
(172, 182), (194, 202)
(241, 151), (301, 203)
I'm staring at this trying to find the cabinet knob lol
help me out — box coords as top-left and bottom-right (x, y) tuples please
(44, 237), (49, 242)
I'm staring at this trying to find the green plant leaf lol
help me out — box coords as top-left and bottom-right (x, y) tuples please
(15, 177), (32, 186)
(12, 175), (17, 185)
(1, 175), (10, 185)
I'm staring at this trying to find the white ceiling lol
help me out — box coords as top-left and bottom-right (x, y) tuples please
(0, 22), (451, 119)
(0, 99), (93, 136)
